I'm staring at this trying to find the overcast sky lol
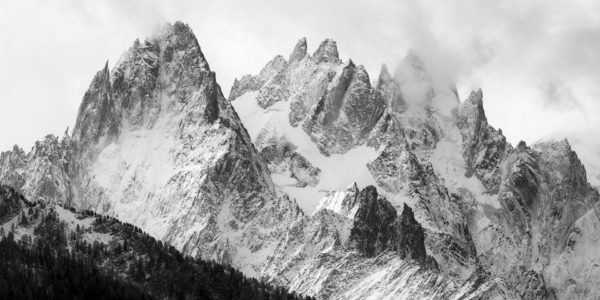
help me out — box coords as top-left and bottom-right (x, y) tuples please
(1, 0), (599, 156)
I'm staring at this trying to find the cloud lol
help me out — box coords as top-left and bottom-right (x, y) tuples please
(0, 0), (599, 153)
(539, 80), (582, 111)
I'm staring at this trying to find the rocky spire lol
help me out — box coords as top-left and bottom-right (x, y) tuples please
(391, 203), (427, 260)
(100, 60), (110, 83)
(349, 186), (397, 257)
(312, 39), (340, 63)
(465, 89), (486, 123)
(155, 21), (210, 71)
(400, 203), (417, 223)
(72, 60), (118, 145)
(349, 186), (430, 262)
(289, 37), (307, 63)
(456, 88), (510, 192)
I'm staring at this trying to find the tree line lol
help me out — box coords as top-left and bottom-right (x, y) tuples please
(0, 191), (315, 300)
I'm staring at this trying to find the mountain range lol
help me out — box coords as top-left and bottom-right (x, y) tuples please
(1, 21), (599, 299)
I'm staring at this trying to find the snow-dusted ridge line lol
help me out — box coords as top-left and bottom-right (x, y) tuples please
(1, 22), (599, 299)
(229, 35), (600, 299)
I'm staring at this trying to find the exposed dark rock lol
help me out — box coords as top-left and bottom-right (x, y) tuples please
(73, 61), (119, 145)
(498, 143), (540, 237)
(390, 204), (427, 260)
(349, 186), (431, 264)
(457, 89), (511, 193)
(343, 66), (386, 141)
(302, 61), (386, 155)
(349, 186), (397, 257)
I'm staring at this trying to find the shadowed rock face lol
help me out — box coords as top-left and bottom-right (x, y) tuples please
(349, 186), (397, 257)
(390, 203), (427, 260)
(498, 141), (540, 237)
(74, 62), (119, 145)
(457, 89), (511, 193)
(349, 186), (430, 262)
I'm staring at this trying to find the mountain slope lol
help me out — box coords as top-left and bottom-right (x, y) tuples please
(0, 185), (314, 300)
(67, 22), (303, 276)
(229, 37), (600, 299)
(0, 22), (302, 278)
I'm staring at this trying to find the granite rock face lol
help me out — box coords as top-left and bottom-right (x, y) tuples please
(350, 192), (430, 262)
(367, 142), (421, 194)
(391, 203), (428, 261)
(302, 62), (385, 154)
(349, 186), (398, 257)
(73, 62), (120, 146)
(457, 89), (511, 193)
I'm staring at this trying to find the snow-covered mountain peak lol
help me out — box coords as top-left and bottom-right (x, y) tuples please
(1, 22), (304, 277)
(147, 21), (211, 71)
